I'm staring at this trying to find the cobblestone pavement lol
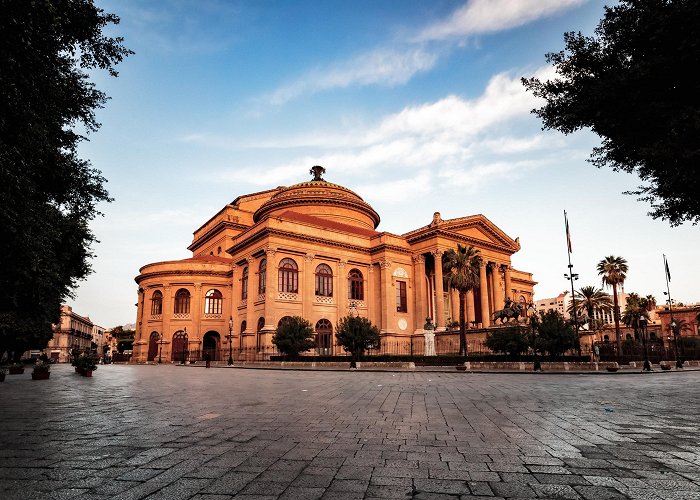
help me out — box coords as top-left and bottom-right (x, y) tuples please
(1, 365), (700, 500)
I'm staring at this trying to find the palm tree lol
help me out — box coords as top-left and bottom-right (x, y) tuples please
(443, 244), (482, 357)
(597, 255), (628, 355)
(568, 285), (613, 323)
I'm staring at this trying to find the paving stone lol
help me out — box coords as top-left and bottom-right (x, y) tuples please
(3, 365), (700, 500)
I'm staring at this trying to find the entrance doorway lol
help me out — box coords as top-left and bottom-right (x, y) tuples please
(171, 330), (188, 362)
(147, 331), (159, 361)
(203, 331), (220, 361)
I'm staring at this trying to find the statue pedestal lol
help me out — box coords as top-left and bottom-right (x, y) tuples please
(424, 331), (436, 356)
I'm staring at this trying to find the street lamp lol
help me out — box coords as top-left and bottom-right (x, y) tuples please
(349, 304), (358, 369)
(228, 315), (234, 366)
(181, 326), (187, 365)
(528, 303), (541, 372)
(639, 316), (651, 372)
(671, 320), (684, 369)
(564, 270), (581, 356)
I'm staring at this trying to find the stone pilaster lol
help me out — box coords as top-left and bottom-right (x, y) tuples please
(379, 259), (392, 333)
(303, 253), (315, 318)
(245, 257), (256, 339)
(337, 260), (347, 317)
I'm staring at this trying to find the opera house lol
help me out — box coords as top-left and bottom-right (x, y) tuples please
(132, 167), (535, 363)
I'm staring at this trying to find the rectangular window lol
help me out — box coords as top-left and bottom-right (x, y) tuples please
(396, 281), (407, 313)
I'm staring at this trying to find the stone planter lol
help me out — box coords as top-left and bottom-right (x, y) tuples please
(455, 365), (467, 371)
(80, 370), (93, 377)
(660, 363), (672, 371)
(31, 371), (50, 380)
(9, 366), (24, 375)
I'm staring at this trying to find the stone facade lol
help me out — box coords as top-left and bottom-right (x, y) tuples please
(132, 168), (536, 363)
(45, 305), (94, 363)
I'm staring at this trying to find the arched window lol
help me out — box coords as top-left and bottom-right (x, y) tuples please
(147, 331), (159, 361)
(278, 258), (298, 293)
(204, 289), (223, 315)
(171, 330), (188, 362)
(315, 263), (333, 297)
(278, 316), (293, 328)
(174, 289), (190, 314)
(150, 290), (163, 316)
(256, 317), (265, 351)
(258, 259), (267, 294)
(316, 319), (333, 355)
(519, 296), (527, 318)
(349, 269), (364, 300)
(241, 266), (249, 300)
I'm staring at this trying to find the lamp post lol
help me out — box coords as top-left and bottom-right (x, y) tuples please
(564, 270), (581, 356)
(671, 320), (683, 369)
(228, 316), (234, 366)
(349, 304), (358, 369)
(157, 332), (163, 364)
(639, 316), (651, 372)
(528, 303), (541, 372)
(181, 327), (187, 365)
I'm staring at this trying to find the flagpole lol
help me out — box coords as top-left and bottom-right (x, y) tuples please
(564, 211), (580, 355)
(663, 254), (682, 367)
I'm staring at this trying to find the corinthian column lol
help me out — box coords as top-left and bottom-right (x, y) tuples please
(412, 254), (426, 332)
(479, 262), (490, 327)
(432, 250), (445, 330)
(504, 265), (512, 302)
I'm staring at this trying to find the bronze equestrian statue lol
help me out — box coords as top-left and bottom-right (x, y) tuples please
(492, 299), (523, 324)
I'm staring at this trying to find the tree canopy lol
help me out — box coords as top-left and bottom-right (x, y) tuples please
(523, 0), (700, 226)
(535, 310), (579, 358)
(485, 326), (529, 357)
(335, 315), (380, 368)
(272, 316), (315, 358)
(0, 1), (131, 359)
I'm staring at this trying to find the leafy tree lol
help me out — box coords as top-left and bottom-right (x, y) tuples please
(621, 293), (652, 340)
(596, 256), (628, 355)
(0, 1), (131, 361)
(522, 0), (700, 226)
(335, 315), (380, 368)
(535, 310), (578, 358)
(442, 244), (482, 357)
(485, 326), (529, 357)
(272, 316), (315, 358)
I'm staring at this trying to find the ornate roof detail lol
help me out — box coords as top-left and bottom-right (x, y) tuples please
(253, 167), (381, 228)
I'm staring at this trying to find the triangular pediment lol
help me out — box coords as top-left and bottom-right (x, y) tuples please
(403, 213), (520, 253)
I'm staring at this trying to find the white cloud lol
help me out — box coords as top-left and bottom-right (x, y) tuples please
(266, 47), (439, 105)
(416, 0), (587, 41)
(218, 66), (563, 196)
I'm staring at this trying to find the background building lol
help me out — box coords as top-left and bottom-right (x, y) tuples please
(45, 305), (94, 362)
(132, 168), (536, 363)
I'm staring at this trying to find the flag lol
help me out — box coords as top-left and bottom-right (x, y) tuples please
(664, 255), (671, 282)
(564, 211), (572, 254)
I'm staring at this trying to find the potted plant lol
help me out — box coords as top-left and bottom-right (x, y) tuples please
(31, 360), (51, 380)
(75, 354), (98, 377)
(8, 363), (25, 375)
(0, 367), (7, 382)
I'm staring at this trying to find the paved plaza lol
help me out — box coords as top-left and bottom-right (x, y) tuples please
(1, 365), (700, 500)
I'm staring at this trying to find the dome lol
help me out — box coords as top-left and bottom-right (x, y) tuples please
(253, 167), (381, 229)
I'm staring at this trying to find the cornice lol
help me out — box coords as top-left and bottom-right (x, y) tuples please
(407, 228), (517, 254)
(135, 269), (232, 284)
(253, 195), (380, 228)
(228, 226), (373, 257)
(188, 220), (250, 252)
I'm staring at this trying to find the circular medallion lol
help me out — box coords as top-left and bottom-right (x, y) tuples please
(398, 318), (408, 331)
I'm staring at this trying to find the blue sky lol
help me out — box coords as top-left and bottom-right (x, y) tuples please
(72, 0), (700, 327)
